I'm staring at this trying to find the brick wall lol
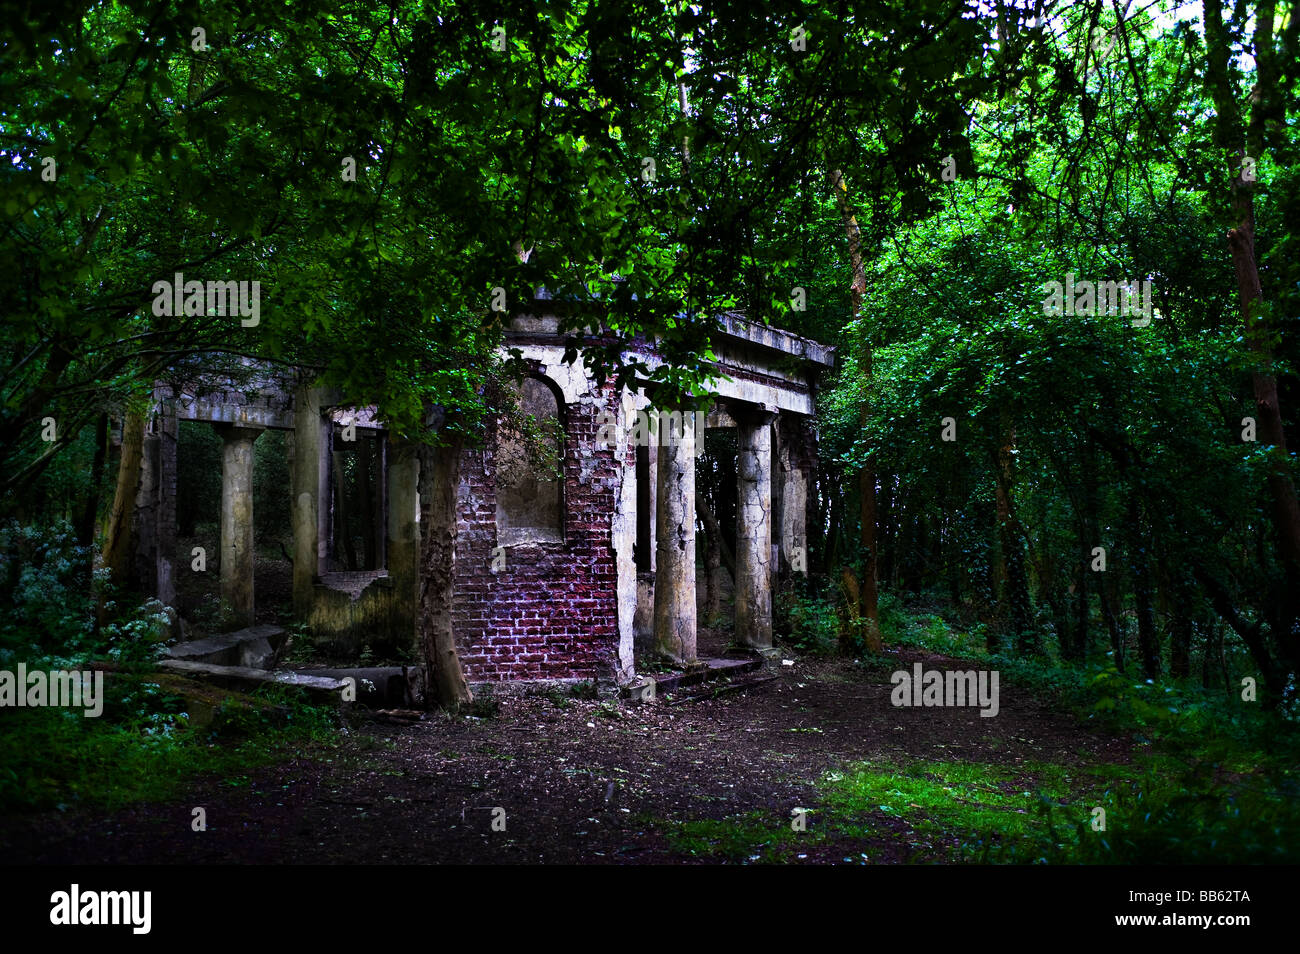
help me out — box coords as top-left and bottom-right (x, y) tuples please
(453, 381), (625, 681)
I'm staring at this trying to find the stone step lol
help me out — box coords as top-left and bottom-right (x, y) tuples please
(158, 659), (349, 703)
(166, 624), (286, 669)
(620, 655), (762, 702)
(288, 666), (424, 708)
(666, 673), (779, 706)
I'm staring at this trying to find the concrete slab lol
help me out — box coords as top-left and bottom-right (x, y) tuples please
(620, 656), (760, 698)
(158, 659), (349, 703)
(165, 624), (286, 669)
(289, 666), (424, 707)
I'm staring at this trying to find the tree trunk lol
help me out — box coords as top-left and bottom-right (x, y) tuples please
(1100, 573), (1125, 673)
(417, 430), (473, 709)
(76, 412), (109, 547)
(1042, 563), (1070, 660)
(816, 463), (836, 574)
(1170, 607), (1192, 680)
(878, 468), (895, 587)
(858, 465), (880, 640)
(695, 491), (724, 625)
(102, 408), (145, 592)
(1201, 620), (1216, 689)
(1203, 0), (1300, 680)
(830, 167), (880, 650)
(947, 509), (963, 607)
(825, 474), (842, 573)
(1126, 495), (1160, 680)
(1078, 442), (1103, 663)
(992, 412), (1034, 653)
(1074, 545), (1090, 662)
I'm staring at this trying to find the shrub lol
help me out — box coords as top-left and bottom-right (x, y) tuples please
(775, 583), (839, 655)
(0, 520), (99, 657)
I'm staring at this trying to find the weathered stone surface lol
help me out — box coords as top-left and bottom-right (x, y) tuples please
(653, 408), (697, 664)
(158, 659), (349, 702)
(131, 402), (178, 604)
(621, 677), (656, 703)
(612, 390), (640, 683)
(292, 383), (322, 617)
(495, 377), (564, 545)
(291, 666), (424, 707)
(776, 414), (812, 577)
(633, 573), (655, 654)
(735, 407), (775, 648)
(452, 377), (624, 682)
(307, 574), (405, 656)
(216, 424), (262, 627)
(623, 656), (761, 698)
(385, 437), (419, 647)
(166, 624), (286, 669)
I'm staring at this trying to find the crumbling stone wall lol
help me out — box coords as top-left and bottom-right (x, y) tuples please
(307, 573), (409, 656)
(452, 378), (625, 681)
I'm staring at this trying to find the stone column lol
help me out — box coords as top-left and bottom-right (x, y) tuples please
(156, 400), (178, 604)
(735, 406), (776, 649)
(778, 414), (809, 577)
(653, 406), (697, 665)
(633, 417), (658, 654)
(217, 424), (262, 628)
(612, 394), (639, 683)
(133, 418), (160, 596)
(646, 442), (658, 573)
(386, 436), (420, 645)
(292, 385), (322, 617)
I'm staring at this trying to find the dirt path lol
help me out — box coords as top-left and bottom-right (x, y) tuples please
(3, 649), (1134, 864)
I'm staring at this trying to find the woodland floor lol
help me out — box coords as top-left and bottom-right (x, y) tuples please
(1, 646), (1138, 864)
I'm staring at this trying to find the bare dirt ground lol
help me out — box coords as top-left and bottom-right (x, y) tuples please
(2, 648), (1134, 864)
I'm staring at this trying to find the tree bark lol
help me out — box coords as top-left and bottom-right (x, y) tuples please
(830, 167), (880, 650)
(1203, 0), (1300, 680)
(1129, 496), (1160, 680)
(76, 412), (109, 548)
(825, 473), (842, 572)
(1074, 545), (1090, 663)
(1099, 576), (1125, 673)
(878, 468), (895, 589)
(102, 408), (145, 591)
(417, 430), (473, 709)
(992, 411), (1034, 653)
(1170, 606), (1192, 680)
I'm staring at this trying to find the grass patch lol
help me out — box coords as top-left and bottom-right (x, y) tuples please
(650, 758), (1135, 864)
(820, 759), (1125, 862)
(657, 811), (807, 863)
(0, 666), (338, 814)
(862, 603), (1300, 862)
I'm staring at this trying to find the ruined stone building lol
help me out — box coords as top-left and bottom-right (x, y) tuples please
(130, 310), (833, 684)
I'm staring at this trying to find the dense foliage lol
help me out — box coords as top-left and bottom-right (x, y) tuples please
(2, 1), (1297, 861)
